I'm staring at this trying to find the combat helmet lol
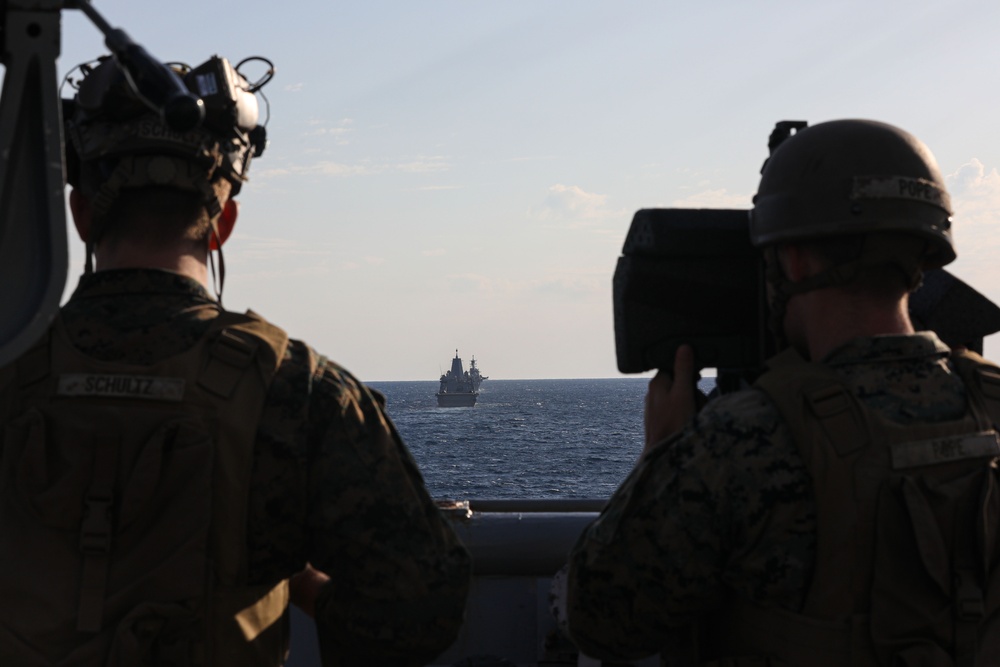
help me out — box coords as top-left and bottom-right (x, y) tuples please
(64, 54), (272, 233)
(750, 119), (955, 269)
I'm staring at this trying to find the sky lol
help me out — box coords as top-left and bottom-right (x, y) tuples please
(47, 0), (1000, 380)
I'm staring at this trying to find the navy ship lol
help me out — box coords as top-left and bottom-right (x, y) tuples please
(436, 350), (488, 407)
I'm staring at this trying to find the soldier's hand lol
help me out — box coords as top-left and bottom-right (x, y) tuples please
(289, 563), (331, 618)
(644, 344), (698, 453)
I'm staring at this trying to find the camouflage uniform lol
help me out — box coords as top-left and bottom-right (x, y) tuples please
(565, 332), (964, 662)
(57, 268), (472, 665)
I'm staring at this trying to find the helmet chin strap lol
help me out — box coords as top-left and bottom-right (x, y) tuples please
(764, 237), (925, 353)
(85, 240), (95, 275)
(207, 218), (226, 306)
(81, 153), (227, 286)
(764, 247), (791, 351)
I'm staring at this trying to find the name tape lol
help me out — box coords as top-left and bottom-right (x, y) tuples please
(852, 175), (951, 211)
(57, 374), (185, 402)
(891, 431), (1000, 469)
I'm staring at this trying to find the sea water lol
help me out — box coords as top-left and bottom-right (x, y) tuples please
(369, 377), (715, 500)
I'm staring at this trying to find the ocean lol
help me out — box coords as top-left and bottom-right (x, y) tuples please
(369, 377), (714, 500)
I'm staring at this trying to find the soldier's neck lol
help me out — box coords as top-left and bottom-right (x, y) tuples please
(93, 241), (210, 290)
(793, 290), (914, 362)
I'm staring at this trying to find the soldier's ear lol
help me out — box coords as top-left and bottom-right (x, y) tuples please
(210, 199), (238, 250)
(68, 189), (93, 243)
(778, 243), (823, 284)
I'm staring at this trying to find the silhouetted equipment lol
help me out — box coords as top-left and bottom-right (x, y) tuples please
(0, 0), (69, 368)
(613, 208), (1000, 387)
(74, 0), (205, 132)
(910, 269), (1000, 355)
(762, 120), (807, 172)
(613, 208), (770, 377)
(0, 0), (206, 366)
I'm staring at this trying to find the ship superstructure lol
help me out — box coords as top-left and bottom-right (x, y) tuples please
(436, 350), (487, 407)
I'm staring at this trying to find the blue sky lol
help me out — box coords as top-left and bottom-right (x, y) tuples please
(55, 1), (1000, 380)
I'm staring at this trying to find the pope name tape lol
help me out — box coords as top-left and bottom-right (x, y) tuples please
(852, 175), (951, 210)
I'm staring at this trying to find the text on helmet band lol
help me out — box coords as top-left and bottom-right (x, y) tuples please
(852, 176), (951, 212)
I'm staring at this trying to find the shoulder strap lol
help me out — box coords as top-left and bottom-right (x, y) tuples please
(197, 310), (293, 665)
(754, 350), (873, 620)
(755, 349), (870, 463)
(749, 346), (1000, 667)
(196, 309), (289, 399)
(949, 349), (1000, 431)
(190, 309), (289, 586)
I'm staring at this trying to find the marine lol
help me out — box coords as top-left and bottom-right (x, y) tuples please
(0, 52), (470, 666)
(564, 119), (1000, 665)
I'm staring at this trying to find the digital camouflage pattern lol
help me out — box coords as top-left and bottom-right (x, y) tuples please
(565, 333), (965, 662)
(59, 268), (472, 665)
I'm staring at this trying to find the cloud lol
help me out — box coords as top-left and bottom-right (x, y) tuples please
(948, 159), (1000, 227)
(532, 273), (606, 297)
(504, 155), (558, 163)
(307, 127), (353, 139)
(945, 159), (1000, 288)
(252, 167), (295, 178)
(304, 118), (354, 145)
(254, 154), (449, 180)
(943, 160), (1000, 364)
(422, 248), (447, 256)
(442, 270), (605, 300)
(341, 256), (386, 271)
(395, 156), (450, 173)
(226, 236), (333, 281)
(312, 162), (374, 176)
(412, 185), (461, 191)
(228, 235), (332, 261)
(529, 184), (628, 226)
(445, 272), (495, 291)
(671, 188), (752, 209)
(255, 161), (374, 179)
(284, 83), (304, 92)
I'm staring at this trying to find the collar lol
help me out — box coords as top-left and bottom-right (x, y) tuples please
(822, 332), (952, 366)
(68, 268), (216, 304)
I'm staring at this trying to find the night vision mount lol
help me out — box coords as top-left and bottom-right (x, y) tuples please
(0, 0), (257, 366)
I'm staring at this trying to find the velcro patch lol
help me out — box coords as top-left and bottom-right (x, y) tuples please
(852, 175), (951, 211)
(57, 374), (185, 402)
(891, 431), (1000, 469)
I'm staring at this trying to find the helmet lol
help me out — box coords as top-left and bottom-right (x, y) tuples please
(64, 54), (270, 221)
(749, 119), (955, 268)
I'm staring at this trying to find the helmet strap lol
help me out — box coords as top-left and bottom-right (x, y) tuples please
(84, 240), (95, 275)
(84, 154), (228, 282)
(208, 218), (226, 306)
(764, 247), (791, 349)
(89, 157), (136, 241)
(765, 236), (925, 348)
(781, 236), (925, 297)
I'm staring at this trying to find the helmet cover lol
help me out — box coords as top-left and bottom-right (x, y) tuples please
(750, 119), (955, 268)
(64, 54), (268, 200)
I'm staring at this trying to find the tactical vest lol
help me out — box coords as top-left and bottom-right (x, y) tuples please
(0, 309), (291, 667)
(700, 347), (1000, 667)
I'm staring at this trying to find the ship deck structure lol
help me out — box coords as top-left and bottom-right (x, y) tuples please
(436, 350), (487, 407)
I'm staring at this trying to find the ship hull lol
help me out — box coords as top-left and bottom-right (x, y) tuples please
(436, 392), (478, 408)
